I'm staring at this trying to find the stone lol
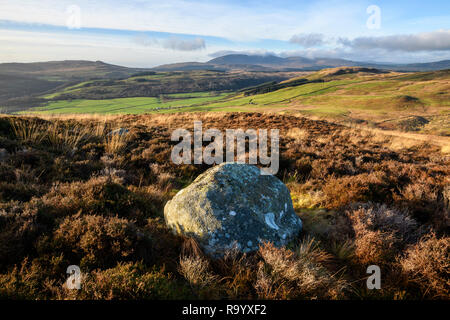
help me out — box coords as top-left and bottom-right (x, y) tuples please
(107, 128), (129, 136)
(443, 185), (450, 211)
(0, 148), (8, 162)
(164, 162), (302, 256)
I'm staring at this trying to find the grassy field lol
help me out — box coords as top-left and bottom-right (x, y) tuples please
(200, 70), (449, 113)
(22, 92), (231, 114)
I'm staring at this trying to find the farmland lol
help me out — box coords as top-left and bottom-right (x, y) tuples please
(23, 93), (230, 114)
(14, 67), (449, 135)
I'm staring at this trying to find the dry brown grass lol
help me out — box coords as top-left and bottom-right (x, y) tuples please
(9, 118), (47, 144)
(62, 262), (188, 300)
(256, 239), (347, 299)
(286, 127), (309, 143)
(179, 256), (218, 289)
(46, 122), (92, 152)
(346, 203), (418, 265)
(400, 234), (450, 298)
(104, 131), (129, 154)
(362, 127), (450, 154)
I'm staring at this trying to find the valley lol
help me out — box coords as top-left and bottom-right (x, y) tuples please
(5, 61), (447, 136)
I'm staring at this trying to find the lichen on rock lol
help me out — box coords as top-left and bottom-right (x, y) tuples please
(164, 162), (302, 256)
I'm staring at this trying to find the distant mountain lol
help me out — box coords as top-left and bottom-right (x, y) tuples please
(151, 62), (220, 72)
(392, 60), (450, 71)
(0, 60), (149, 81)
(208, 54), (287, 66)
(153, 54), (450, 72)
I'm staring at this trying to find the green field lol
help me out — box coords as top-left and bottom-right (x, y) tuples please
(23, 92), (230, 114)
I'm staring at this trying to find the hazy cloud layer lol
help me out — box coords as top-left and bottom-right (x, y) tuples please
(340, 30), (450, 52)
(162, 37), (206, 51)
(133, 35), (206, 51)
(289, 33), (325, 47)
(209, 50), (277, 58)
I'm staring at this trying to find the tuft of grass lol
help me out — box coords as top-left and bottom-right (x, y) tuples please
(256, 239), (347, 299)
(66, 262), (189, 300)
(330, 240), (355, 261)
(179, 256), (218, 289)
(400, 233), (449, 298)
(9, 118), (46, 144)
(46, 122), (91, 152)
(286, 127), (309, 143)
(104, 131), (129, 154)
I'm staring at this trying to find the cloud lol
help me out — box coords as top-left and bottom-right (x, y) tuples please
(340, 30), (450, 52)
(162, 37), (205, 51)
(0, 29), (210, 67)
(278, 48), (342, 59)
(289, 33), (325, 47)
(132, 34), (159, 47)
(208, 49), (277, 58)
(133, 35), (206, 51)
(0, 0), (370, 42)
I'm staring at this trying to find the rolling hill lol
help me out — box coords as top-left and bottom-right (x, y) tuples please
(0, 60), (148, 81)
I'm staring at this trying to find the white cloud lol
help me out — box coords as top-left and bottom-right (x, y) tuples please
(339, 30), (450, 51)
(162, 37), (205, 51)
(289, 33), (325, 47)
(0, 30), (212, 67)
(133, 35), (206, 51)
(208, 49), (277, 58)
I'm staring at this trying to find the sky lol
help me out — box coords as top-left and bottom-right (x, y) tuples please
(0, 0), (449, 67)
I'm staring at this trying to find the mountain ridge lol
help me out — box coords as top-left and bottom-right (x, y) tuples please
(154, 54), (450, 72)
(2, 56), (449, 75)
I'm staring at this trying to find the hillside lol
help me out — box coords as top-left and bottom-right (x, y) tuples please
(181, 68), (450, 136)
(0, 60), (146, 81)
(0, 60), (152, 113)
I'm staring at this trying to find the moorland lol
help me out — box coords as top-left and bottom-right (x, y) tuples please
(0, 112), (448, 299)
(0, 56), (448, 300)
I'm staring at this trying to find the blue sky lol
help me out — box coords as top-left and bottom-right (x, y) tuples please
(0, 0), (449, 67)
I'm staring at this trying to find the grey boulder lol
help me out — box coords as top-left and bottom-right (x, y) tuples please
(164, 162), (302, 256)
(0, 148), (8, 162)
(107, 128), (129, 136)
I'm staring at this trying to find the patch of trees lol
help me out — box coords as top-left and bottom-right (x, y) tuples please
(130, 71), (157, 77)
(0, 96), (48, 113)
